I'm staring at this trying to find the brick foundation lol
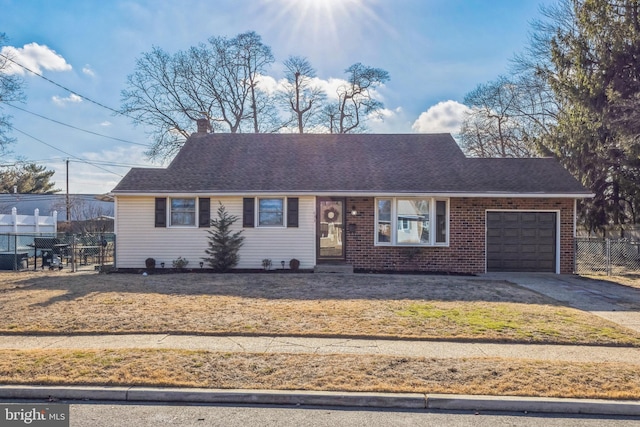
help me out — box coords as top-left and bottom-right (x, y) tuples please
(344, 197), (575, 274)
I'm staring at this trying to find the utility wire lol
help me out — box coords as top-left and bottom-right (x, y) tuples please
(0, 52), (155, 127)
(10, 127), (124, 177)
(0, 53), (122, 115)
(5, 103), (152, 147)
(1, 55), (188, 153)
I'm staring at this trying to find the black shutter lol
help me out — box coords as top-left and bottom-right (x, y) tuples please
(243, 198), (255, 227)
(287, 197), (299, 228)
(155, 198), (167, 228)
(198, 198), (210, 228)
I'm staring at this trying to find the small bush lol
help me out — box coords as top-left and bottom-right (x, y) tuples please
(172, 257), (189, 270)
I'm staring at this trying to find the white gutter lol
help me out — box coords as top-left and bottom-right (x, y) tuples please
(112, 191), (595, 199)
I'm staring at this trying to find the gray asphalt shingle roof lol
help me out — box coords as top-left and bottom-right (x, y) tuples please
(112, 133), (590, 196)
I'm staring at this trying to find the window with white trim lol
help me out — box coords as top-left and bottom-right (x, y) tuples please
(170, 198), (196, 226)
(258, 198), (284, 226)
(376, 198), (449, 246)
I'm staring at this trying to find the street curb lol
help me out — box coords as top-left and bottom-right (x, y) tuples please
(1, 386), (640, 415)
(426, 394), (640, 416)
(127, 388), (424, 408)
(0, 386), (425, 409)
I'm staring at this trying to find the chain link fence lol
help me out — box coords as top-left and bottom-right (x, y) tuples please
(0, 233), (115, 272)
(575, 238), (640, 275)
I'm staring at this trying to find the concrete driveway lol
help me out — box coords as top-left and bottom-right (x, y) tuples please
(481, 273), (640, 333)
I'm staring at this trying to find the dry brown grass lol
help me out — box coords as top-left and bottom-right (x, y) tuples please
(3, 271), (640, 398)
(584, 274), (640, 290)
(1, 271), (639, 345)
(0, 348), (639, 400)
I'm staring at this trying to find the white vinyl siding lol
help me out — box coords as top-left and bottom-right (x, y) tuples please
(115, 196), (315, 270)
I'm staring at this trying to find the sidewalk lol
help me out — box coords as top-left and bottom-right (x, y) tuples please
(1, 333), (640, 364)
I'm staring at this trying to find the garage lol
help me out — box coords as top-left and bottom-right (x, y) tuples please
(486, 211), (557, 273)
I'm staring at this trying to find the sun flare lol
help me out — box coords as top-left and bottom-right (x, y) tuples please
(257, 0), (387, 53)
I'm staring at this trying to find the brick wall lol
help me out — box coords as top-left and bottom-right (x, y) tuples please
(344, 197), (575, 274)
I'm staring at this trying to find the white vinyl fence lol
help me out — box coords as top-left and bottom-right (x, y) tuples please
(0, 207), (57, 234)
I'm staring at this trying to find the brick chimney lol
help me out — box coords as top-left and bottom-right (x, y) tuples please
(196, 118), (210, 134)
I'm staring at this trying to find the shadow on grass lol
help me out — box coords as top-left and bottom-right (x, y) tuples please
(1, 271), (565, 308)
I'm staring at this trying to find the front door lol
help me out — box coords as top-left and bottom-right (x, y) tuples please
(317, 198), (345, 261)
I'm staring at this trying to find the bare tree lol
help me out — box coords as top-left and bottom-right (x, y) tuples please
(120, 31), (275, 160)
(52, 196), (114, 234)
(120, 47), (198, 160)
(460, 73), (558, 158)
(325, 63), (390, 133)
(233, 31), (274, 133)
(0, 33), (25, 154)
(280, 56), (325, 133)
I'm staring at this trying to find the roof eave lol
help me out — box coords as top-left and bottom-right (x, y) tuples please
(112, 190), (595, 199)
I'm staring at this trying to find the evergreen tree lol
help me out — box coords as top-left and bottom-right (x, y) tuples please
(0, 163), (59, 194)
(528, 0), (640, 231)
(202, 203), (244, 272)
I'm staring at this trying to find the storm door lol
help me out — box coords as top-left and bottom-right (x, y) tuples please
(317, 198), (345, 261)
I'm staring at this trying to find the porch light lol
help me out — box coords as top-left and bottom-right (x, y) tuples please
(160, 262), (165, 268)
(199, 261), (204, 268)
(351, 206), (358, 216)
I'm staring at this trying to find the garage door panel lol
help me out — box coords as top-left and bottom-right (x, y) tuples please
(538, 229), (555, 238)
(502, 229), (521, 238)
(520, 213), (538, 222)
(521, 229), (538, 238)
(486, 211), (556, 273)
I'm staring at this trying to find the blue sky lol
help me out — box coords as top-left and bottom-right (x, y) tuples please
(1, 0), (554, 194)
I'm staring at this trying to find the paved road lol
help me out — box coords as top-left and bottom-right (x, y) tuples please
(65, 403), (640, 427)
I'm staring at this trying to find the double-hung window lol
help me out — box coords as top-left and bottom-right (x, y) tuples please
(376, 197), (448, 246)
(258, 198), (284, 226)
(243, 197), (299, 228)
(170, 198), (196, 226)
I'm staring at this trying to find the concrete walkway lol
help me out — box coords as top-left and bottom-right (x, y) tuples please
(2, 272), (640, 415)
(1, 334), (640, 365)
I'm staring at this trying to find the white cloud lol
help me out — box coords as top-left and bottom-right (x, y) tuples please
(82, 65), (96, 77)
(256, 74), (282, 95)
(312, 77), (346, 100)
(412, 100), (471, 134)
(100, 121), (112, 127)
(52, 93), (83, 106)
(367, 106), (413, 133)
(0, 43), (71, 75)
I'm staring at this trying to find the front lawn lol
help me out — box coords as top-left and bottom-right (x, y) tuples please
(1, 271), (639, 346)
